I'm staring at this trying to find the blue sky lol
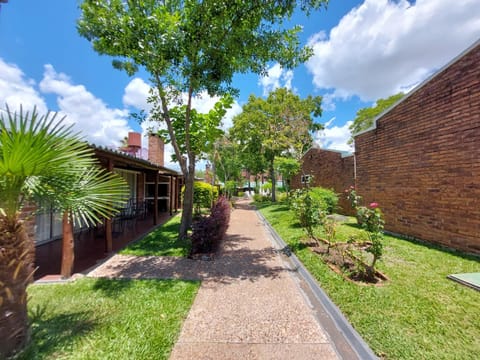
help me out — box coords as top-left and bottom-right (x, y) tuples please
(1, 0), (479, 168)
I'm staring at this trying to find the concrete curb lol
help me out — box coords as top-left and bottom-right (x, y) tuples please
(256, 210), (378, 360)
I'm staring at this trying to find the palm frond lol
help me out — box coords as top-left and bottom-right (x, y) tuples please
(0, 105), (101, 217)
(30, 167), (129, 227)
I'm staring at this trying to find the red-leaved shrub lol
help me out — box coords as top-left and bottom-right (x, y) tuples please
(190, 196), (231, 255)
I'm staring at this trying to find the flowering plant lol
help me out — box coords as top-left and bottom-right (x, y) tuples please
(356, 202), (384, 269)
(357, 203), (384, 233)
(290, 188), (325, 238)
(345, 186), (361, 209)
(344, 188), (385, 273)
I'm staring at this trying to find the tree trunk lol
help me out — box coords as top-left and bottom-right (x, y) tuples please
(270, 159), (276, 202)
(0, 214), (35, 358)
(179, 169), (195, 239)
(61, 211), (74, 278)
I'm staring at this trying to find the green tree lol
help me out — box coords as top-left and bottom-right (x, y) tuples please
(155, 95), (232, 165)
(195, 169), (206, 179)
(210, 135), (242, 185)
(349, 92), (404, 144)
(274, 157), (301, 192)
(231, 88), (323, 202)
(0, 107), (128, 357)
(77, 0), (328, 238)
(235, 132), (268, 191)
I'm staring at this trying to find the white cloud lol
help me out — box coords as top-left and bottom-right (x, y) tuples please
(306, 0), (480, 102)
(39, 64), (131, 147)
(222, 101), (242, 131)
(320, 93), (337, 112)
(258, 63), (294, 96)
(314, 118), (353, 152)
(0, 58), (48, 115)
(123, 78), (242, 130)
(123, 77), (152, 111)
(162, 143), (179, 170)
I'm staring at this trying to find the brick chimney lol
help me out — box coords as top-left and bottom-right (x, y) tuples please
(148, 133), (164, 166)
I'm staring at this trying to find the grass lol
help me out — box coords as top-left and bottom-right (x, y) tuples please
(20, 278), (199, 359)
(120, 214), (190, 257)
(257, 201), (480, 360)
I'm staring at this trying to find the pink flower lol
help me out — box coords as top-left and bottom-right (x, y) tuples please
(369, 202), (379, 209)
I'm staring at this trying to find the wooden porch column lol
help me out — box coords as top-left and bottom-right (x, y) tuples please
(61, 211), (74, 278)
(154, 172), (159, 225)
(169, 175), (173, 215)
(105, 159), (114, 252)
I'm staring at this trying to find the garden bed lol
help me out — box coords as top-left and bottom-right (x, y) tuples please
(306, 240), (389, 285)
(257, 201), (480, 359)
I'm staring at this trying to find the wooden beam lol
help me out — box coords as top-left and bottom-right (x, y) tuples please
(168, 175), (174, 216)
(154, 172), (159, 225)
(105, 159), (114, 252)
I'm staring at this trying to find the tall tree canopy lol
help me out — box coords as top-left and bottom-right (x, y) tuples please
(78, 0), (328, 238)
(209, 135), (243, 186)
(349, 92), (405, 144)
(230, 87), (323, 201)
(274, 156), (301, 192)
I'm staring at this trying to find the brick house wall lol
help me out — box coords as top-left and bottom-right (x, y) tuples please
(354, 41), (480, 254)
(291, 148), (355, 215)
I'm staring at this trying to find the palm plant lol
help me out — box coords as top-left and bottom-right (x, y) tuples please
(0, 106), (128, 357)
(31, 166), (129, 278)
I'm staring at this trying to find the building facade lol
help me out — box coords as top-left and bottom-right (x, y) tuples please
(34, 133), (183, 278)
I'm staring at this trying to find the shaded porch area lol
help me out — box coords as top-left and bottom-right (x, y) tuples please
(34, 211), (175, 279)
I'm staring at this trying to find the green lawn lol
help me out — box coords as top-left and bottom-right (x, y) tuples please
(258, 202), (480, 360)
(120, 214), (190, 257)
(21, 278), (199, 359)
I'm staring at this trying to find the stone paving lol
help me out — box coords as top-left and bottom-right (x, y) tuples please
(88, 199), (371, 359)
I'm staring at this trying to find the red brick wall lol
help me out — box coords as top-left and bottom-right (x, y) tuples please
(291, 148), (355, 215)
(355, 41), (480, 254)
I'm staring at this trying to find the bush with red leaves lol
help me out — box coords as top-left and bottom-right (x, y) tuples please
(190, 196), (231, 255)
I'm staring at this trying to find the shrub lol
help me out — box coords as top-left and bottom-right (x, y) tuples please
(224, 180), (236, 199)
(345, 185), (361, 209)
(190, 196), (231, 255)
(253, 193), (271, 203)
(183, 181), (219, 215)
(345, 186), (386, 277)
(310, 187), (338, 214)
(357, 202), (385, 270)
(276, 192), (288, 203)
(290, 188), (326, 238)
(261, 181), (272, 194)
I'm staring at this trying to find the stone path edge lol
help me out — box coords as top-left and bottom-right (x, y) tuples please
(255, 209), (378, 360)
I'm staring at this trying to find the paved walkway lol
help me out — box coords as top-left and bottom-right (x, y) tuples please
(88, 199), (372, 359)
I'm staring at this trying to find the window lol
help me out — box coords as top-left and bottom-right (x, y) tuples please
(114, 169), (138, 199)
(145, 182), (169, 198)
(35, 207), (62, 244)
(301, 175), (311, 184)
